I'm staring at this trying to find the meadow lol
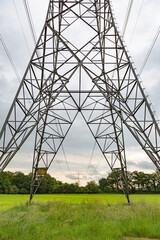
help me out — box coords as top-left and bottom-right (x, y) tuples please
(1, 193), (160, 211)
(0, 194), (160, 240)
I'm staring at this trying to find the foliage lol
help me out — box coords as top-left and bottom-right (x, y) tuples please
(1, 170), (160, 194)
(85, 181), (100, 193)
(99, 170), (160, 193)
(0, 172), (12, 194)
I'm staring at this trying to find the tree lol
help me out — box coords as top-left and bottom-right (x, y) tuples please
(85, 181), (100, 193)
(38, 174), (56, 193)
(99, 178), (108, 192)
(132, 171), (148, 190)
(0, 172), (12, 193)
(62, 183), (78, 193)
(152, 171), (160, 192)
(52, 180), (63, 193)
(106, 170), (122, 191)
(12, 172), (31, 193)
(126, 171), (135, 193)
(1, 170), (160, 194)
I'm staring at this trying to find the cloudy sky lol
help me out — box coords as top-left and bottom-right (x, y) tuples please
(0, 0), (160, 185)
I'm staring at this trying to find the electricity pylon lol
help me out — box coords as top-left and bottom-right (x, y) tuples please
(0, 0), (160, 204)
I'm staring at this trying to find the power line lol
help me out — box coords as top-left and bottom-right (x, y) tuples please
(129, 0), (145, 46)
(55, 158), (66, 176)
(140, 26), (160, 74)
(122, 0), (134, 37)
(22, 0), (37, 46)
(87, 141), (97, 173)
(89, 156), (103, 176)
(61, 144), (71, 172)
(12, 0), (31, 55)
(0, 34), (21, 82)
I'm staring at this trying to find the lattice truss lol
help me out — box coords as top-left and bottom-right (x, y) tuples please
(0, 0), (160, 201)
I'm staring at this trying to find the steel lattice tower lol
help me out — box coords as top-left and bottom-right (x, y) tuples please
(0, 0), (160, 203)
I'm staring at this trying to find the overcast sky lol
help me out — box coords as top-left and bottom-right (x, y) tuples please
(0, 0), (160, 185)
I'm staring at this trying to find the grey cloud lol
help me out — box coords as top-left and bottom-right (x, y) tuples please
(87, 164), (101, 175)
(65, 174), (90, 181)
(127, 160), (156, 171)
(65, 174), (79, 180)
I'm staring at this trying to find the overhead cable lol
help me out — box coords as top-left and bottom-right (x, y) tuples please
(140, 26), (160, 74)
(55, 158), (66, 176)
(61, 144), (71, 172)
(0, 34), (21, 82)
(87, 141), (97, 173)
(129, 0), (145, 46)
(90, 156), (103, 176)
(122, 0), (134, 37)
(13, 0), (31, 55)
(22, 0), (37, 46)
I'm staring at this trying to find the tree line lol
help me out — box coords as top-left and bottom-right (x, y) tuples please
(0, 170), (160, 194)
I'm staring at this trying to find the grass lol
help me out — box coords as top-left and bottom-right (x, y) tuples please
(0, 200), (160, 240)
(0, 194), (160, 239)
(1, 193), (160, 211)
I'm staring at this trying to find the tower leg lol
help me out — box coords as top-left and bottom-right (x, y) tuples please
(29, 86), (79, 201)
(81, 89), (130, 203)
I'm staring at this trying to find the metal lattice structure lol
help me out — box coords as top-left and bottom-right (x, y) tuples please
(0, 0), (160, 203)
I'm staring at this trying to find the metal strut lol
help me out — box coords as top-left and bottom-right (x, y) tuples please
(0, 0), (160, 204)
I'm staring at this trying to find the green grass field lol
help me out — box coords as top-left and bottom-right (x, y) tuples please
(1, 193), (160, 211)
(0, 194), (160, 240)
